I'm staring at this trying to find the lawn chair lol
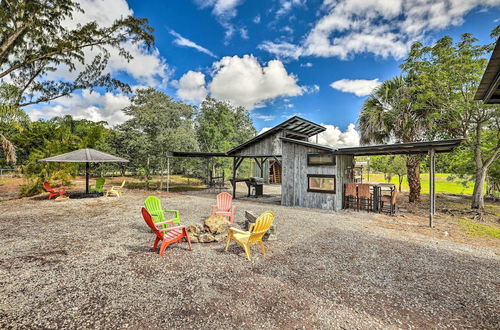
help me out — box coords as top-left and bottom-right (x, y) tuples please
(144, 195), (181, 228)
(90, 177), (105, 194)
(225, 211), (275, 261)
(141, 208), (192, 256)
(105, 180), (125, 197)
(211, 192), (235, 223)
(43, 181), (67, 200)
(379, 188), (398, 215)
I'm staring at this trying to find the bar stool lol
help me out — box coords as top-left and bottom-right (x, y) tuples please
(380, 188), (398, 215)
(344, 183), (357, 210)
(357, 184), (372, 212)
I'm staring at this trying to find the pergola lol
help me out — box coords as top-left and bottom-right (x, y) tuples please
(39, 148), (129, 194)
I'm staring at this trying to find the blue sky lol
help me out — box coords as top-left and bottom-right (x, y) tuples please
(25, 0), (500, 146)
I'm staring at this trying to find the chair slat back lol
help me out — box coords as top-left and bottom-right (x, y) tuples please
(141, 207), (163, 240)
(248, 211), (275, 243)
(95, 178), (105, 192)
(345, 183), (356, 197)
(43, 181), (54, 193)
(144, 196), (165, 223)
(216, 192), (232, 211)
(358, 184), (370, 198)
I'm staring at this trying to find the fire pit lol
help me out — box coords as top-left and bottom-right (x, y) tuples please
(186, 215), (230, 243)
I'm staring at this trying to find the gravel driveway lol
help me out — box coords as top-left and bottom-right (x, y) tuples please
(0, 190), (498, 329)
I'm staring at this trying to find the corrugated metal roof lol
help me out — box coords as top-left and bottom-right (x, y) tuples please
(475, 37), (500, 103)
(227, 116), (326, 155)
(39, 148), (129, 163)
(281, 137), (464, 156)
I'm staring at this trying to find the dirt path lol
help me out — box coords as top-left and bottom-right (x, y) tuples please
(0, 190), (498, 329)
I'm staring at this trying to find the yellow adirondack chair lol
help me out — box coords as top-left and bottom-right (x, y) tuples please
(106, 180), (126, 197)
(225, 211), (275, 261)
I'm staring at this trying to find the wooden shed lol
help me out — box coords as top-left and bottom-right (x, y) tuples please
(171, 116), (463, 221)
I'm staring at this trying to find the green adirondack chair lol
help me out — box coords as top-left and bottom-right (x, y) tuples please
(144, 196), (181, 228)
(90, 177), (105, 193)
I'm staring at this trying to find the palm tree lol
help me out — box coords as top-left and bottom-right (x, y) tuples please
(359, 76), (431, 203)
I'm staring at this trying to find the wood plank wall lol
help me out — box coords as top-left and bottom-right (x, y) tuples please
(281, 141), (354, 210)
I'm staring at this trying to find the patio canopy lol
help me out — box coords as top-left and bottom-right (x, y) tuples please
(39, 148), (129, 193)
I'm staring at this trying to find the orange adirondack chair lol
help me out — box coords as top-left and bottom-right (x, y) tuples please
(211, 192), (235, 223)
(141, 208), (192, 256)
(43, 181), (67, 200)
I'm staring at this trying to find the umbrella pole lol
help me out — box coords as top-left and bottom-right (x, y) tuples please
(86, 162), (90, 194)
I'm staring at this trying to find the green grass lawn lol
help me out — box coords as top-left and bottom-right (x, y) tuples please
(363, 172), (477, 195)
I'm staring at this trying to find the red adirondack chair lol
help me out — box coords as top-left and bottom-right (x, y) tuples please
(141, 208), (192, 256)
(43, 181), (67, 200)
(211, 192), (235, 223)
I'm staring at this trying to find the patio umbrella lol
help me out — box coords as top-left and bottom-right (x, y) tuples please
(39, 148), (129, 194)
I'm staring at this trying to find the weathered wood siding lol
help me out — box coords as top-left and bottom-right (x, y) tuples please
(335, 154), (355, 210)
(281, 141), (354, 210)
(232, 131), (284, 157)
(253, 160), (270, 183)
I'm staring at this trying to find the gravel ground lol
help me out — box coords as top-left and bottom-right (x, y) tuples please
(0, 189), (499, 329)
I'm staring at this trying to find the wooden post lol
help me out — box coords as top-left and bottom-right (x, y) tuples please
(232, 157), (237, 198)
(167, 157), (170, 193)
(429, 149), (435, 227)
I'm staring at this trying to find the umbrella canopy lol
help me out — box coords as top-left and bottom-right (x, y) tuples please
(39, 148), (129, 163)
(39, 148), (129, 193)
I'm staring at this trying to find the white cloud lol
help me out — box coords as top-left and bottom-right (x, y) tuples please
(313, 123), (359, 147)
(260, 0), (500, 60)
(330, 78), (382, 96)
(258, 127), (272, 135)
(48, 0), (170, 87)
(276, 0), (306, 17)
(253, 15), (261, 24)
(175, 55), (306, 109)
(300, 62), (313, 67)
(254, 114), (275, 121)
(208, 55), (303, 109)
(169, 30), (217, 58)
(25, 90), (131, 126)
(175, 71), (208, 103)
(258, 41), (303, 60)
(194, 0), (245, 42)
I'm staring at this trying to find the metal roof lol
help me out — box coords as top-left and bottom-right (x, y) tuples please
(281, 137), (464, 156)
(39, 148), (129, 163)
(281, 137), (335, 152)
(335, 139), (464, 156)
(169, 151), (231, 158)
(475, 38), (500, 103)
(227, 116), (325, 155)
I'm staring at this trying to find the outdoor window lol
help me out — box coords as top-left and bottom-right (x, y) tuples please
(307, 153), (336, 166)
(307, 174), (336, 193)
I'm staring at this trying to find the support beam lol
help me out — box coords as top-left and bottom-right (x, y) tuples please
(429, 148), (436, 227)
(232, 157), (243, 198)
(167, 157), (170, 193)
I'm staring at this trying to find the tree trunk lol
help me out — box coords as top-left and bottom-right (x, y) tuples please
(471, 167), (487, 209)
(406, 155), (421, 203)
(398, 174), (403, 192)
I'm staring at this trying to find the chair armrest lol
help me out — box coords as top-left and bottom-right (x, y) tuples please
(159, 225), (185, 232)
(231, 205), (235, 214)
(211, 205), (217, 212)
(164, 210), (180, 218)
(155, 220), (175, 227)
(229, 227), (248, 234)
